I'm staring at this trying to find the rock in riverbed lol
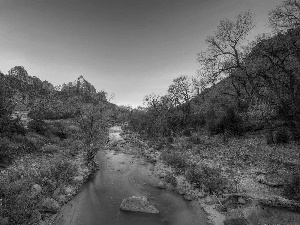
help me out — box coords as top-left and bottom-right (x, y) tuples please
(40, 198), (60, 213)
(120, 196), (159, 214)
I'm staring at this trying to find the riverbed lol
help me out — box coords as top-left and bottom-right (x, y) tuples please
(53, 127), (208, 225)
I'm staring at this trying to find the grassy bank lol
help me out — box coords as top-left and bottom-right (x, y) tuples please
(0, 118), (102, 225)
(121, 126), (300, 224)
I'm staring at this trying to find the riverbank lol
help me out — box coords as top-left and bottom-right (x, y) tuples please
(52, 126), (209, 225)
(0, 119), (98, 225)
(120, 126), (300, 224)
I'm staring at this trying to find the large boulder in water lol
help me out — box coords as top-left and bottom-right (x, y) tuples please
(120, 196), (159, 214)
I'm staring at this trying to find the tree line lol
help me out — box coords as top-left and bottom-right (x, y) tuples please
(129, 0), (300, 143)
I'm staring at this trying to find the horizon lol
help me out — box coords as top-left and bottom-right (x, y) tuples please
(0, 0), (283, 107)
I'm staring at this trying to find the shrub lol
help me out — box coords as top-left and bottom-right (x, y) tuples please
(283, 173), (300, 200)
(0, 176), (39, 225)
(182, 129), (192, 137)
(274, 128), (289, 144)
(36, 159), (77, 194)
(186, 164), (227, 194)
(41, 144), (60, 154)
(49, 121), (68, 139)
(0, 138), (14, 165)
(160, 150), (187, 170)
(0, 117), (26, 137)
(50, 159), (77, 183)
(166, 136), (174, 143)
(206, 107), (243, 136)
(20, 137), (40, 153)
(164, 172), (177, 187)
(220, 107), (243, 136)
(28, 118), (49, 135)
(188, 133), (203, 145)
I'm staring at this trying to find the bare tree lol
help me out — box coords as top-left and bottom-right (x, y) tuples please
(77, 102), (109, 146)
(197, 11), (255, 96)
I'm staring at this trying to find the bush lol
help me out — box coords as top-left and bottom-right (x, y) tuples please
(20, 137), (40, 153)
(274, 128), (289, 144)
(37, 159), (77, 194)
(48, 121), (68, 139)
(0, 117), (26, 137)
(166, 136), (174, 143)
(0, 176), (39, 225)
(160, 150), (187, 170)
(0, 138), (14, 165)
(283, 173), (300, 200)
(186, 164), (227, 194)
(164, 172), (177, 187)
(206, 107), (243, 136)
(68, 140), (84, 156)
(188, 133), (203, 145)
(28, 118), (49, 135)
(182, 129), (192, 137)
(41, 144), (60, 154)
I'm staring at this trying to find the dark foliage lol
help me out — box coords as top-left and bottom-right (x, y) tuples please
(160, 150), (188, 170)
(274, 128), (289, 144)
(283, 173), (300, 200)
(28, 118), (49, 135)
(186, 164), (227, 194)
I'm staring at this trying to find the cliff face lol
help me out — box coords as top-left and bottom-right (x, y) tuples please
(57, 75), (96, 94)
(8, 66), (54, 91)
(7, 67), (96, 95)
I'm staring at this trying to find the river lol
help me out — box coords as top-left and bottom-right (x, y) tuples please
(53, 126), (208, 225)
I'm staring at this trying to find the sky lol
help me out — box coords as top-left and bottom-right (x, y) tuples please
(0, 0), (284, 107)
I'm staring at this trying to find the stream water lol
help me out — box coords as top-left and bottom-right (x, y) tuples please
(53, 127), (208, 225)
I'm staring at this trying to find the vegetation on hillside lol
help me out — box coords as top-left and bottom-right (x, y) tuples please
(0, 70), (114, 224)
(129, 0), (300, 143)
(127, 0), (300, 205)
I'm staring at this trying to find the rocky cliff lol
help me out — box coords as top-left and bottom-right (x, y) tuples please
(7, 67), (96, 95)
(56, 75), (96, 94)
(8, 66), (54, 91)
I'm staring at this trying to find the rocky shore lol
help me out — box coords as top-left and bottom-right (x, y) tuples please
(119, 127), (300, 225)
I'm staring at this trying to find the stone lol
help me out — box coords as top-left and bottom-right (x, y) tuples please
(176, 187), (185, 195)
(73, 175), (84, 182)
(159, 171), (167, 178)
(204, 195), (219, 205)
(120, 196), (159, 214)
(197, 191), (206, 199)
(64, 186), (75, 196)
(165, 183), (175, 191)
(238, 197), (247, 205)
(156, 181), (166, 189)
(40, 198), (60, 213)
(53, 187), (61, 200)
(57, 195), (67, 203)
(31, 184), (42, 198)
(184, 193), (193, 201)
(242, 201), (263, 224)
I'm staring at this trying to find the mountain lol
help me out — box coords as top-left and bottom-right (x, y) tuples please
(6, 67), (97, 95)
(8, 66), (55, 91)
(55, 75), (96, 94)
(3, 66), (103, 112)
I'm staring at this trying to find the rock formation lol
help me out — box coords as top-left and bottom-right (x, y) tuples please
(57, 75), (96, 94)
(120, 196), (159, 214)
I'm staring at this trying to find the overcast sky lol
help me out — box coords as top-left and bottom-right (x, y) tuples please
(0, 0), (283, 107)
